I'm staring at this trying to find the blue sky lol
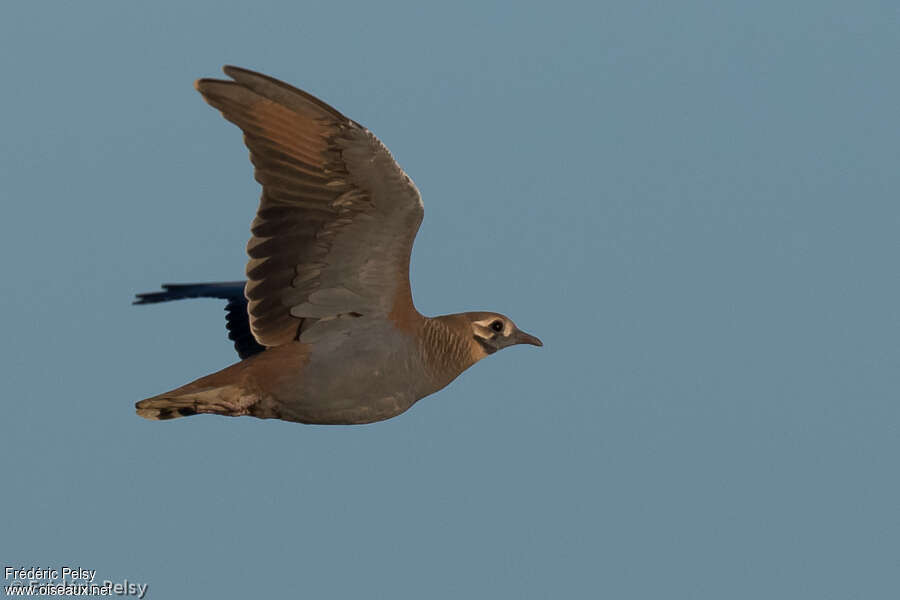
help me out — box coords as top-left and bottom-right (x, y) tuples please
(2, 1), (898, 598)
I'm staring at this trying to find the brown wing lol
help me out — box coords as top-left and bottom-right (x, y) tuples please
(195, 66), (424, 347)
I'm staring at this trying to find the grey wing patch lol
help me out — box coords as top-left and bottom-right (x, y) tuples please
(289, 287), (366, 318)
(297, 313), (367, 344)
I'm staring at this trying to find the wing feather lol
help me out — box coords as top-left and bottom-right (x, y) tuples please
(195, 66), (423, 347)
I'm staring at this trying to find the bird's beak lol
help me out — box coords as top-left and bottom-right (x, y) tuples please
(514, 329), (543, 347)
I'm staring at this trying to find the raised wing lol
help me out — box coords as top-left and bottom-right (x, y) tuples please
(195, 66), (424, 347)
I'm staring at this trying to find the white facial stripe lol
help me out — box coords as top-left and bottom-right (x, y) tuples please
(472, 317), (512, 336)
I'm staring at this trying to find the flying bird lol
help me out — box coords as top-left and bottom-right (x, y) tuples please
(134, 66), (542, 425)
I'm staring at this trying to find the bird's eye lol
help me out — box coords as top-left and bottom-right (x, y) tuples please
(491, 320), (504, 332)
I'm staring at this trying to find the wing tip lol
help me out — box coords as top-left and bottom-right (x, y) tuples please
(194, 77), (230, 94)
(194, 65), (246, 89)
(222, 64), (251, 79)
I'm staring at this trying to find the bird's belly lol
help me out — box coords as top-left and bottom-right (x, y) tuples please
(267, 336), (430, 424)
(286, 373), (421, 425)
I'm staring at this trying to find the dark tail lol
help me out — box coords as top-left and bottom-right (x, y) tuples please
(133, 281), (247, 305)
(133, 281), (265, 359)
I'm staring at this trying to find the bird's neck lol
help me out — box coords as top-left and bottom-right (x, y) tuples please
(420, 315), (486, 387)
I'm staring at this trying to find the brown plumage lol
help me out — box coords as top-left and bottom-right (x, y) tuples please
(135, 66), (542, 425)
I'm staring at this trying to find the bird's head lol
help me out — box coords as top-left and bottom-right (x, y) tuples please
(466, 312), (543, 355)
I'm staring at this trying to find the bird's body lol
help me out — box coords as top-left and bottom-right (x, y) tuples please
(139, 313), (487, 424)
(135, 66), (541, 425)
